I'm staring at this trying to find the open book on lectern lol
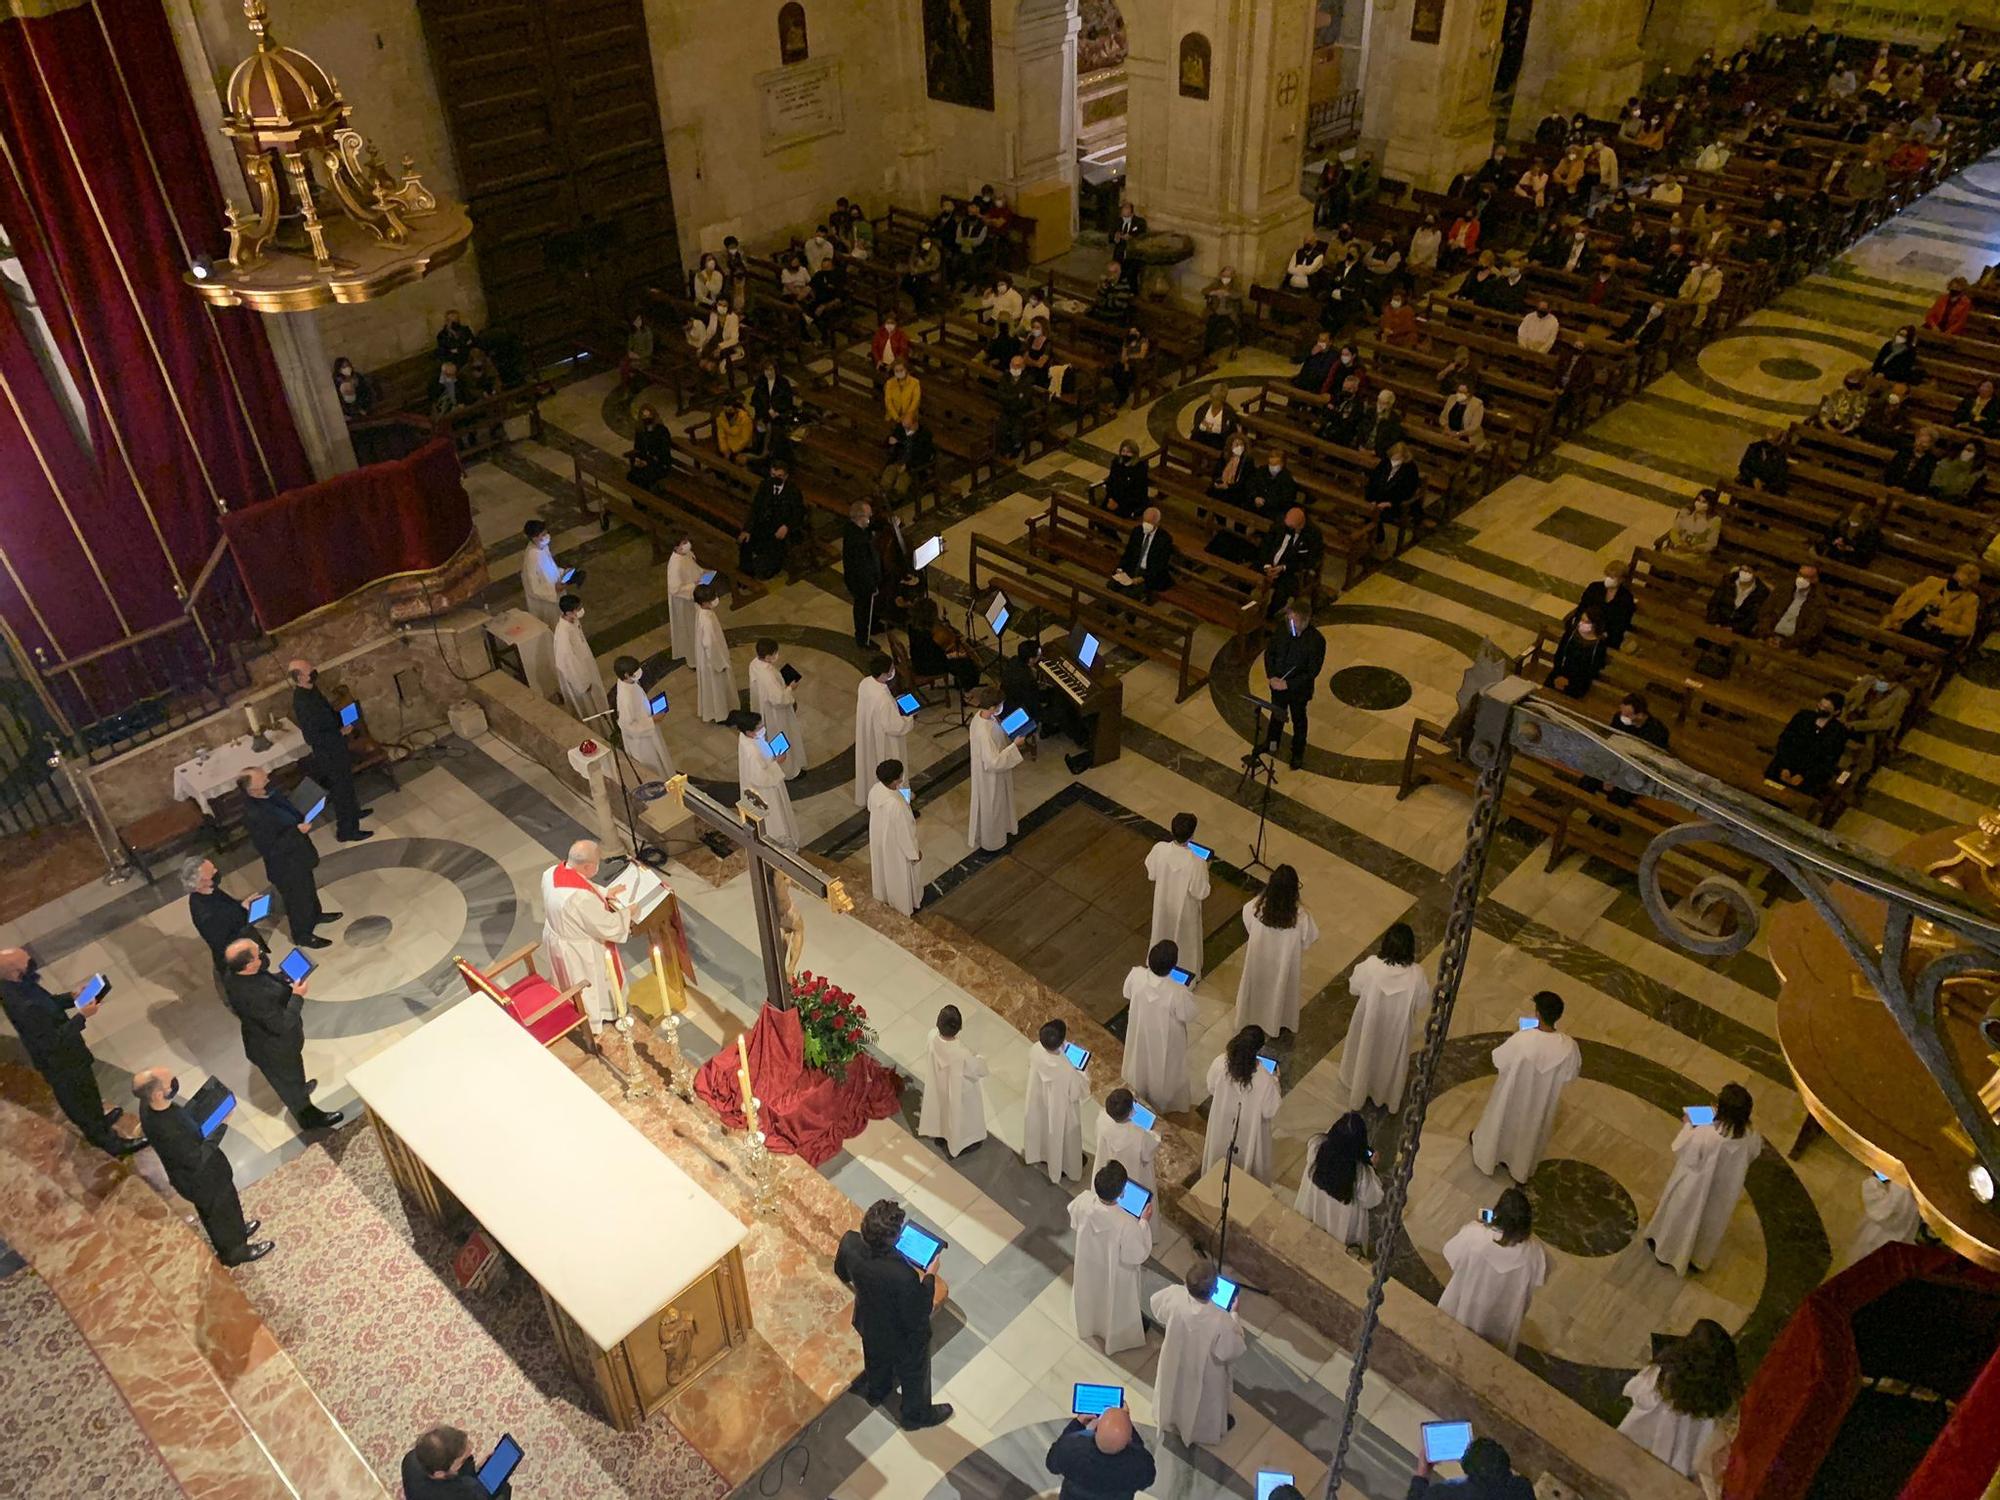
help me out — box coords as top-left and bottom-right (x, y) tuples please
(605, 863), (670, 923)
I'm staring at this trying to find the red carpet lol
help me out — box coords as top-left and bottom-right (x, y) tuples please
(695, 1003), (902, 1166)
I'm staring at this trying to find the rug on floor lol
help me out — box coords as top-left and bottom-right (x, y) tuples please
(237, 1125), (728, 1499)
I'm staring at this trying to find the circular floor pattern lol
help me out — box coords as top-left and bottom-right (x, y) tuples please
(1327, 664), (1413, 711)
(304, 866), (468, 1006)
(1758, 355), (1823, 382)
(342, 915), (394, 948)
(1523, 1157), (1640, 1258)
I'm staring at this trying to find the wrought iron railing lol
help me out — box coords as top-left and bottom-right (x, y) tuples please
(1307, 88), (1363, 154)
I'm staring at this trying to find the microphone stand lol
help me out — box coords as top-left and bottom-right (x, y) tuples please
(582, 710), (661, 870)
(1207, 1099), (1272, 1298)
(1236, 694), (1279, 880)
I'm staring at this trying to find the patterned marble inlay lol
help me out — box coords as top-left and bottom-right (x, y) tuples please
(1522, 1158), (1640, 1259)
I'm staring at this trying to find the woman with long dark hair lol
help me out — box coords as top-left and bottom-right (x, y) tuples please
(1645, 1083), (1760, 1275)
(1439, 1187), (1547, 1356)
(1202, 1024), (1281, 1182)
(1338, 922), (1432, 1111)
(1234, 865), (1319, 1035)
(1618, 1319), (1741, 1478)
(1293, 1111), (1382, 1249)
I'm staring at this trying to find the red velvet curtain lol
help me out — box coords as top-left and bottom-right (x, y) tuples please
(0, 0), (310, 673)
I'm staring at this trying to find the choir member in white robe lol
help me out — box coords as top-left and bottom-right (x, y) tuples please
(1645, 1084), (1760, 1275)
(612, 656), (675, 780)
(1202, 1027), (1282, 1182)
(966, 692), (1024, 852)
(539, 840), (633, 1035)
(520, 520), (562, 628)
(1121, 941), (1197, 1113)
(693, 585), (737, 723)
(748, 639), (805, 779)
(1233, 864), (1319, 1034)
(1024, 1019), (1092, 1184)
(1339, 922), (1432, 1111)
(1091, 1089), (1159, 1191)
(853, 658), (911, 806)
(732, 711), (800, 849)
(866, 759), (923, 916)
(665, 540), (703, 663)
(1293, 1113), (1383, 1249)
(1438, 1188), (1546, 1356)
(1068, 1162), (1153, 1354)
(1150, 1258), (1247, 1447)
(1469, 991), (1582, 1182)
(1616, 1321), (1740, 1480)
(916, 1004), (987, 1156)
(552, 596), (609, 724)
(1145, 815), (1212, 979)
(1845, 1172), (1921, 1266)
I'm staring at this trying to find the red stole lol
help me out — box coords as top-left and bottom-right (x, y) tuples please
(551, 863), (624, 986)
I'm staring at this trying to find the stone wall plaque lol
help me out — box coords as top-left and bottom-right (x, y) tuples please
(754, 59), (844, 153)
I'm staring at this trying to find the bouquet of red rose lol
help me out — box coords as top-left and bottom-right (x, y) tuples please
(791, 970), (875, 1081)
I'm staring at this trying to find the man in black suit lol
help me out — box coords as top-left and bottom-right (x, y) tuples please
(289, 659), (372, 844)
(1704, 563), (1768, 636)
(843, 501), (883, 646)
(434, 309), (475, 366)
(240, 766), (335, 948)
(994, 353), (1036, 458)
(883, 415), (936, 501)
(1045, 1405), (1157, 1500)
(400, 1426), (513, 1500)
(1366, 441), (1422, 545)
(833, 1198), (952, 1430)
(132, 1065), (271, 1265)
(625, 403), (674, 489)
(749, 358), (797, 459)
(1261, 598), (1326, 770)
(739, 459), (805, 579)
(1110, 201), (1147, 286)
(182, 855), (265, 974)
(0, 946), (145, 1157)
(1111, 508), (1176, 601)
(1259, 506), (1323, 617)
(1248, 448), (1299, 519)
(222, 939), (341, 1131)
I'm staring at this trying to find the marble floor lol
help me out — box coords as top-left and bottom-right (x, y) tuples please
(5, 160), (2000, 1498)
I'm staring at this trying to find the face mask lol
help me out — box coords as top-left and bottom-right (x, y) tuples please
(167, 1077), (181, 1101)
(1738, 570), (1754, 583)
(1141, 522), (1155, 535)
(1391, 297), (1404, 308)
(1795, 577), (1811, 591)
(1603, 577), (1620, 591)
(1268, 463), (1282, 475)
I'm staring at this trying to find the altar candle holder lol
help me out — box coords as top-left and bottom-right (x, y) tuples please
(735, 1033), (776, 1215)
(604, 948), (652, 1101)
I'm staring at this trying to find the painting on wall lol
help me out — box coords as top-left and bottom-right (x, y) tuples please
(1410, 0), (1445, 44)
(1178, 32), (1211, 99)
(778, 2), (809, 64)
(922, 0), (995, 111)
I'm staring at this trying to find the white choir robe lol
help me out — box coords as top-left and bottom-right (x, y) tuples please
(1067, 1194), (1152, 1354)
(917, 1029), (988, 1155)
(694, 609), (737, 722)
(1091, 1111), (1160, 1192)
(1121, 967), (1198, 1113)
(1233, 898), (1320, 1034)
(1644, 1123), (1761, 1274)
(966, 716), (1023, 852)
(866, 782), (923, 915)
(1339, 956), (1433, 1111)
(539, 865), (633, 1031)
(748, 658), (805, 779)
(853, 678), (911, 806)
(666, 550), (702, 662)
(1437, 1222), (1547, 1356)
(1202, 1057), (1282, 1182)
(1149, 1285), (1247, 1446)
(1024, 1044), (1092, 1184)
(1468, 1027), (1582, 1181)
(553, 619), (609, 723)
(614, 679), (675, 780)
(1617, 1365), (1718, 1479)
(521, 544), (561, 628)
(1145, 841), (1212, 977)
(736, 733), (800, 848)
(1846, 1174), (1921, 1266)
(1293, 1138), (1384, 1248)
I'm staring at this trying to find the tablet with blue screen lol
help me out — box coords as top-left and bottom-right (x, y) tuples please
(1685, 1105), (1716, 1127)
(1062, 1041), (1091, 1071)
(279, 948), (316, 984)
(558, 566), (578, 584)
(896, 692), (921, 715)
(1256, 1472), (1296, 1500)
(75, 973), (109, 1007)
(199, 1089), (236, 1139)
(1256, 1053), (1278, 1075)
(303, 796), (327, 827)
(1128, 1100), (1157, 1130)
(898, 787), (912, 804)
(339, 701), (360, 728)
(893, 1221), (945, 1271)
(1168, 965), (1195, 986)
(1518, 1016), (1538, 1030)
(767, 731), (790, 757)
(999, 706), (1033, 738)
(648, 691), (668, 716)
(1116, 1180), (1151, 1218)
(246, 892), (272, 924)
(1186, 840), (1212, 860)
(1071, 1382), (1123, 1418)
(1210, 1275), (1241, 1311)
(477, 1433), (523, 1495)
(1421, 1420), (1474, 1465)
(699, 569), (716, 586)
(1077, 632), (1100, 669)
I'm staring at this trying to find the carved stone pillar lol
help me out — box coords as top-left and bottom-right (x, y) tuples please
(1009, 0), (1080, 196)
(1361, 0), (1507, 193)
(262, 311), (359, 482)
(1507, 0), (1646, 142)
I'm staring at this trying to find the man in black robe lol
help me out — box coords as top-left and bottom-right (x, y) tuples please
(133, 1066), (270, 1264)
(222, 939), (341, 1132)
(182, 855), (265, 974)
(0, 946), (145, 1157)
(842, 500), (883, 646)
(240, 766), (335, 947)
(289, 658), (372, 843)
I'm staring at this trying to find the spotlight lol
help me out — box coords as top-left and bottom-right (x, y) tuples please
(189, 255), (214, 282)
(1973, 1165), (1994, 1205)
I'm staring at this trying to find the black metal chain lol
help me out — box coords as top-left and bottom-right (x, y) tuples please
(1324, 733), (1517, 1495)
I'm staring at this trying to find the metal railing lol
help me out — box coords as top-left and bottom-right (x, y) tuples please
(1307, 88), (1363, 155)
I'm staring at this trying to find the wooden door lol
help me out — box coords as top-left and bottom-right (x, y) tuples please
(417, 0), (681, 355)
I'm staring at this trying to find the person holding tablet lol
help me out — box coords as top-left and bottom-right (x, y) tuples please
(1068, 1160), (1153, 1354)
(966, 688), (1024, 852)
(853, 655), (912, 806)
(181, 855), (266, 975)
(612, 657), (675, 781)
(868, 760), (925, 918)
(833, 1199), (952, 1430)
(1439, 1189), (1545, 1356)
(1407, 1434), (1533, 1497)
(1145, 814), (1212, 982)
(133, 1066), (271, 1265)
(1121, 941), (1198, 1113)
(1202, 1025), (1282, 1182)
(1151, 1257), (1247, 1447)
(1469, 989), (1581, 1182)
(288, 659), (372, 844)
(1025, 1018), (1092, 1185)
(1644, 1084), (1760, 1276)
(918, 1003), (988, 1155)
(1045, 1404), (1156, 1500)
(748, 639), (806, 780)
(731, 711), (800, 849)
(239, 767), (334, 948)
(1091, 1088), (1159, 1192)
(222, 939), (342, 1132)
(401, 1425), (515, 1500)
(0, 947), (145, 1157)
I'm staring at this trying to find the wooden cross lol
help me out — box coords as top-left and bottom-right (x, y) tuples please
(658, 774), (850, 1009)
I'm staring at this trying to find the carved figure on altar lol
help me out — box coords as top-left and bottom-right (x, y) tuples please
(540, 839), (632, 1036)
(773, 871), (807, 981)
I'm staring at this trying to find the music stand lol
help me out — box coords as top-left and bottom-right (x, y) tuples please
(1237, 693), (1280, 879)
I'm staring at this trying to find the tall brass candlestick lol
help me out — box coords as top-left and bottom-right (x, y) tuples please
(604, 947), (650, 1100)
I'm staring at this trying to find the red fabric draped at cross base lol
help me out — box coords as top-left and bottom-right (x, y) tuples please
(695, 1003), (903, 1167)
(219, 439), (472, 632)
(0, 0), (309, 665)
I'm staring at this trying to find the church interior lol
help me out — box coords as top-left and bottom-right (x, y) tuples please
(4, 0), (2000, 1496)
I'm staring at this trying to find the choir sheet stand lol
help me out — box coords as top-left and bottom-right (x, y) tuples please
(1236, 693), (1280, 880)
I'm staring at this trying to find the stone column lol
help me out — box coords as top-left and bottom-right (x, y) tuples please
(262, 312), (359, 481)
(1361, 0), (1507, 193)
(1008, 0), (1080, 198)
(1124, 0), (1317, 293)
(1507, 0), (1646, 142)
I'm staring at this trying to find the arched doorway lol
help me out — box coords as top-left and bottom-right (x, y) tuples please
(1075, 0), (1127, 189)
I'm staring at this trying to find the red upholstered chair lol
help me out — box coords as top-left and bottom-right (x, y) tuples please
(454, 946), (587, 1048)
